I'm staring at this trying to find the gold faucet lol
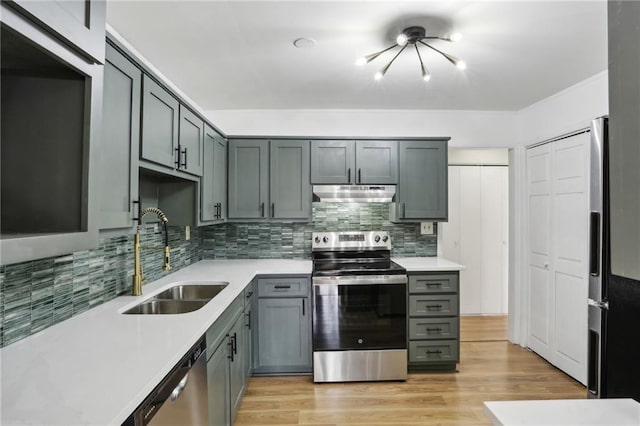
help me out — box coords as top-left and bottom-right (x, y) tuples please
(132, 207), (171, 296)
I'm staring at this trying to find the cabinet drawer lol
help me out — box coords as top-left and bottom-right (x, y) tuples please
(409, 273), (458, 294)
(409, 294), (458, 316)
(409, 318), (459, 340)
(409, 340), (459, 363)
(258, 277), (309, 297)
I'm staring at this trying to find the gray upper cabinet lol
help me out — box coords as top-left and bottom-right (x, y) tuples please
(99, 43), (140, 230)
(7, 0), (106, 63)
(311, 140), (355, 184)
(201, 125), (225, 224)
(228, 140), (269, 219)
(141, 75), (180, 169)
(355, 140), (398, 184)
(394, 139), (449, 221)
(229, 139), (311, 221)
(311, 140), (398, 184)
(178, 106), (204, 177)
(270, 140), (311, 220)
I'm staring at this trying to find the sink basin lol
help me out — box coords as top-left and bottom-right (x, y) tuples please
(153, 283), (228, 301)
(123, 299), (209, 315)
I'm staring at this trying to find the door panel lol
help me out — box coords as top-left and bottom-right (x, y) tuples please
(355, 140), (398, 184)
(257, 298), (310, 369)
(178, 106), (203, 176)
(270, 140), (310, 219)
(311, 140), (355, 184)
(458, 167), (482, 314)
(141, 75), (179, 168)
(228, 140), (268, 219)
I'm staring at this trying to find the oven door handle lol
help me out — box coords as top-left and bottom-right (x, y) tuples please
(312, 275), (407, 286)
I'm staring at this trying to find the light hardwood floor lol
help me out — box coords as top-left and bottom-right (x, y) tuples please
(235, 316), (585, 425)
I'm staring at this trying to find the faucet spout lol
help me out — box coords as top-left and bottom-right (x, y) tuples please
(132, 207), (171, 296)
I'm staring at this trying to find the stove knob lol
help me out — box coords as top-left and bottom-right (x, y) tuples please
(374, 235), (381, 243)
(322, 236), (329, 243)
(382, 235), (389, 242)
(314, 236), (320, 244)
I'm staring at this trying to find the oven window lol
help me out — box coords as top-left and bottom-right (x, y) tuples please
(313, 283), (406, 351)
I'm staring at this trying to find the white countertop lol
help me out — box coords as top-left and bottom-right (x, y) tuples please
(392, 256), (465, 271)
(484, 399), (640, 425)
(0, 256), (461, 425)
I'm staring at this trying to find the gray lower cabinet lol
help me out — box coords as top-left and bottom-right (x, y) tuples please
(200, 126), (226, 224)
(207, 338), (230, 426)
(407, 271), (460, 371)
(392, 139), (449, 221)
(7, 0), (106, 63)
(99, 43), (140, 230)
(228, 139), (310, 221)
(206, 287), (252, 426)
(253, 276), (312, 374)
(311, 140), (398, 184)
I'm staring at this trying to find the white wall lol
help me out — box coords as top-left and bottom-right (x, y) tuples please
(206, 109), (517, 148)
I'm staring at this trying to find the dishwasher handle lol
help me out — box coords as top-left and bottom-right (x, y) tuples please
(169, 373), (189, 402)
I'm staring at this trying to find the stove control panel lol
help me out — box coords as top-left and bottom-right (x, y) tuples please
(312, 231), (392, 251)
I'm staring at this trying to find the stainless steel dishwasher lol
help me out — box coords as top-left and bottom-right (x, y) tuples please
(130, 338), (208, 425)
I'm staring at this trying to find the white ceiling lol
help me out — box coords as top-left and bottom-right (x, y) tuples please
(106, 1), (607, 111)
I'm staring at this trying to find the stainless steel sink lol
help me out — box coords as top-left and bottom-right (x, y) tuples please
(153, 283), (228, 301)
(123, 299), (209, 315)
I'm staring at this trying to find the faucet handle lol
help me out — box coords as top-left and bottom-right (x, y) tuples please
(163, 246), (172, 271)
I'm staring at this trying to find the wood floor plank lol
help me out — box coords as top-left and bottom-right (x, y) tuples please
(236, 316), (585, 425)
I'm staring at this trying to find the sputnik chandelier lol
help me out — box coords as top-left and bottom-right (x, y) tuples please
(356, 26), (466, 81)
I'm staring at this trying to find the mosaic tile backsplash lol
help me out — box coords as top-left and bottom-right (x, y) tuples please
(0, 202), (435, 347)
(201, 203), (437, 259)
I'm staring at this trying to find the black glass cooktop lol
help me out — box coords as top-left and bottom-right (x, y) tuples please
(312, 252), (406, 277)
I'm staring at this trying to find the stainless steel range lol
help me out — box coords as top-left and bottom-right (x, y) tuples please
(312, 231), (407, 382)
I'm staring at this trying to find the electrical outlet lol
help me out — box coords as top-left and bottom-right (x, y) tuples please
(185, 225), (190, 241)
(420, 222), (433, 235)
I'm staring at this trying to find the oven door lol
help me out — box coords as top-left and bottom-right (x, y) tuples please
(312, 275), (407, 351)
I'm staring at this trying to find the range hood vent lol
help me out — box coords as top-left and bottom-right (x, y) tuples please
(312, 185), (396, 203)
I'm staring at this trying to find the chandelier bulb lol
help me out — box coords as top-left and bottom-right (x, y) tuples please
(456, 60), (467, 70)
(423, 74), (431, 82)
(355, 57), (367, 66)
(396, 33), (408, 46)
(449, 33), (463, 42)
(374, 71), (384, 81)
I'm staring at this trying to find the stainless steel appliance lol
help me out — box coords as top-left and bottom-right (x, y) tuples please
(312, 185), (396, 203)
(128, 338), (208, 425)
(312, 231), (407, 382)
(587, 116), (640, 400)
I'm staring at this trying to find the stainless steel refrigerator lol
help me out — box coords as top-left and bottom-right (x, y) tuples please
(587, 116), (640, 400)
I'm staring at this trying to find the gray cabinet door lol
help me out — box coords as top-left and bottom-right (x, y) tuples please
(270, 140), (311, 219)
(397, 140), (448, 220)
(256, 298), (311, 372)
(244, 304), (253, 379)
(311, 140), (355, 184)
(99, 44), (140, 230)
(141, 75), (179, 169)
(201, 126), (216, 222)
(178, 106), (204, 176)
(213, 135), (227, 222)
(228, 139), (268, 219)
(355, 140), (398, 184)
(207, 341), (230, 426)
(9, 0), (106, 63)
(229, 313), (246, 424)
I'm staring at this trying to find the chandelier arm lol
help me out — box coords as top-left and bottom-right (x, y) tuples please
(421, 36), (451, 42)
(364, 43), (400, 63)
(414, 44), (429, 79)
(418, 40), (460, 67)
(380, 44), (408, 75)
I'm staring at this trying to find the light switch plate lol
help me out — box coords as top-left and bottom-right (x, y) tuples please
(420, 222), (433, 235)
(185, 225), (191, 241)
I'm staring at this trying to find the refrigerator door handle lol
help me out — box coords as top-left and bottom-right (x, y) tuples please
(588, 298), (609, 310)
(589, 211), (601, 276)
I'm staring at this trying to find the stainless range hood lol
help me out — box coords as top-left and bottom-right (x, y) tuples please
(312, 185), (396, 203)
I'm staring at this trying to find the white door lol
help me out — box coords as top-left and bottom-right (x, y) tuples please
(551, 133), (589, 383)
(527, 144), (554, 362)
(525, 133), (589, 384)
(441, 165), (509, 315)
